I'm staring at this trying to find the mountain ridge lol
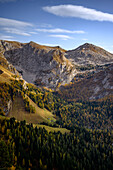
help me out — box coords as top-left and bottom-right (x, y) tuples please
(1, 40), (113, 92)
(2, 40), (76, 89)
(66, 43), (113, 66)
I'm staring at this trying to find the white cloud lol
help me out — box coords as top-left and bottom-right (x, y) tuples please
(43, 5), (113, 22)
(3, 27), (31, 36)
(36, 28), (85, 34)
(0, 35), (15, 39)
(37, 42), (59, 47)
(29, 31), (38, 34)
(0, 17), (33, 39)
(49, 34), (73, 40)
(0, 17), (33, 28)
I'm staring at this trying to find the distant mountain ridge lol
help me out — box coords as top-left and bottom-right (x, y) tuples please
(1, 40), (113, 92)
(66, 43), (113, 65)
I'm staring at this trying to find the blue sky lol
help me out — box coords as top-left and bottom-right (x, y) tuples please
(0, 0), (113, 52)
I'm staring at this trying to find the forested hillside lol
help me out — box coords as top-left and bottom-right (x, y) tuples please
(1, 40), (113, 169)
(0, 117), (113, 169)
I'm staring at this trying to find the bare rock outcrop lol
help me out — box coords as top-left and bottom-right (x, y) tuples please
(66, 43), (113, 66)
(4, 41), (76, 89)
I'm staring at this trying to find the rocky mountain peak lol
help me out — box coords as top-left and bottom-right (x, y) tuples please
(2, 40), (76, 89)
(1, 40), (113, 91)
(76, 43), (94, 50)
(66, 43), (113, 65)
(0, 40), (23, 51)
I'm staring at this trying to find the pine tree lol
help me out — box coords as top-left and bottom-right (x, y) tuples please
(0, 140), (12, 168)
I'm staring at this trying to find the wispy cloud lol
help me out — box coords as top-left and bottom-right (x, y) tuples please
(43, 5), (113, 22)
(36, 28), (85, 34)
(0, 17), (33, 28)
(0, 17), (33, 39)
(0, 35), (15, 40)
(49, 34), (73, 40)
(3, 27), (31, 36)
(37, 42), (59, 47)
(29, 31), (38, 35)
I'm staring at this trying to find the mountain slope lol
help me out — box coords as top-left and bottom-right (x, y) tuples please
(3, 40), (76, 89)
(0, 40), (21, 74)
(8, 94), (55, 124)
(66, 43), (113, 66)
(1, 40), (113, 97)
(59, 63), (113, 101)
(1, 40), (113, 131)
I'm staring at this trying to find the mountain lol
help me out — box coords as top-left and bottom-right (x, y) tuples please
(58, 63), (113, 101)
(0, 40), (21, 74)
(2, 40), (76, 90)
(0, 40), (23, 56)
(1, 41), (113, 170)
(1, 40), (113, 95)
(66, 43), (113, 66)
(55, 43), (113, 101)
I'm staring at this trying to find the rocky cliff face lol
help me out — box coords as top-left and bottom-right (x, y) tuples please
(1, 40), (113, 92)
(59, 63), (113, 101)
(66, 43), (113, 66)
(4, 41), (76, 89)
(0, 40), (22, 73)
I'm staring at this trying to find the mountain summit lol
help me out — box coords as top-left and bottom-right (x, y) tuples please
(1, 40), (113, 90)
(2, 40), (76, 89)
(66, 43), (113, 65)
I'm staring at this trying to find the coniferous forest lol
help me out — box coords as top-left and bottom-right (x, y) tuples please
(0, 80), (113, 169)
(0, 117), (113, 170)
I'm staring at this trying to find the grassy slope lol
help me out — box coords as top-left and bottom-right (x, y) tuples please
(8, 95), (56, 124)
(0, 115), (69, 134)
(7, 94), (69, 133)
(8, 96), (70, 133)
(28, 95), (56, 122)
(33, 124), (70, 134)
(0, 65), (15, 84)
(0, 65), (69, 133)
(0, 66), (56, 124)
